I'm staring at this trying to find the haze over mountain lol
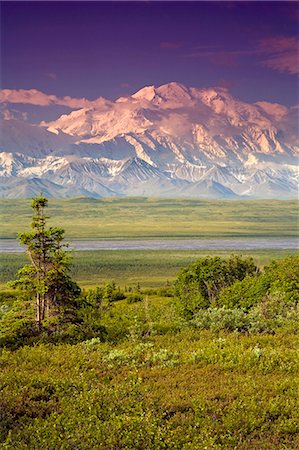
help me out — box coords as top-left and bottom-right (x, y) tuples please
(0, 82), (298, 199)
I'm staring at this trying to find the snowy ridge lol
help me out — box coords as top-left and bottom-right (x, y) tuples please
(0, 82), (298, 198)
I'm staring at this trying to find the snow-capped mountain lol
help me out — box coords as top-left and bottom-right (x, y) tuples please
(0, 82), (298, 198)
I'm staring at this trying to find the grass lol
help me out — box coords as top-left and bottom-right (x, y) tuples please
(1, 248), (299, 447)
(1, 293), (299, 449)
(1, 249), (297, 289)
(1, 197), (298, 448)
(0, 197), (298, 239)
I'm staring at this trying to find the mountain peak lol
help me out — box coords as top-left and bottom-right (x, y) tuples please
(130, 82), (232, 108)
(131, 82), (192, 104)
(156, 82), (191, 101)
(157, 81), (189, 93)
(132, 85), (156, 101)
(1, 82), (297, 199)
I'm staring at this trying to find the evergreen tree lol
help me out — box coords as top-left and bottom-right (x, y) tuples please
(10, 194), (81, 327)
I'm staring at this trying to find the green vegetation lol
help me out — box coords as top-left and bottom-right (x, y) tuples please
(10, 195), (81, 327)
(0, 197), (298, 239)
(175, 255), (258, 317)
(1, 197), (298, 448)
(0, 249), (297, 290)
(1, 285), (299, 448)
(0, 197), (107, 350)
(1, 252), (299, 448)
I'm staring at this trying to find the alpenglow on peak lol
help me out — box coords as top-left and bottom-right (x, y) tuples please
(0, 82), (298, 199)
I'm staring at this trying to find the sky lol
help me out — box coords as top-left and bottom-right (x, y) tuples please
(1, 1), (299, 110)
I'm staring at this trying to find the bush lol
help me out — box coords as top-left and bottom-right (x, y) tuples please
(0, 318), (40, 349)
(157, 287), (174, 297)
(192, 307), (272, 334)
(149, 348), (179, 368)
(110, 290), (126, 302)
(126, 293), (143, 304)
(0, 293), (107, 349)
(102, 283), (126, 302)
(84, 286), (103, 307)
(264, 256), (299, 304)
(218, 274), (270, 310)
(0, 291), (18, 306)
(217, 255), (299, 313)
(174, 255), (258, 318)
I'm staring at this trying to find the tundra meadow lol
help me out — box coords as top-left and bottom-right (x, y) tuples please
(0, 198), (298, 449)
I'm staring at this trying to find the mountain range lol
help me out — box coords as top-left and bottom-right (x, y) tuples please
(0, 82), (298, 199)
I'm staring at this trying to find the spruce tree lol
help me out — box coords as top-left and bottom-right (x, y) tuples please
(10, 194), (80, 328)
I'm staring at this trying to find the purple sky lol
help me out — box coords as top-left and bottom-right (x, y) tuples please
(1, 1), (298, 106)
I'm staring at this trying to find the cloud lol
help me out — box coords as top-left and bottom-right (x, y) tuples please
(46, 72), (57, 80)
(258, 36), (299, 74)
(217, 79), (236, 90)
(160, 41), (182, 49)
(184, 47), (256, 67)
(207, 51), (238, 68)
(0, 105), (28, 121)
(255, 101), (289, 119)
(0, 89), (111, 109)
(120, 82), (131, 88)
(184, 36), (299, 74)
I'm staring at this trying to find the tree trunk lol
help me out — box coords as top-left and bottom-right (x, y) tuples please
(46, 294), (50, 319)
(41, 294), (46, 321)
(36, 292), (41, 327)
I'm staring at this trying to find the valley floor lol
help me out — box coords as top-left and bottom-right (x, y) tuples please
(0, 198), (298, 239)
(1, 249), (297, 289)
(1, 197), (298, 448)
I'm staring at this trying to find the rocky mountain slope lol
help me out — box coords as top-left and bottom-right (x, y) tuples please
(0, 82), (298, 198)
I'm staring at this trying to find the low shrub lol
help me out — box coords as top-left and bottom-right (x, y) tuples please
(0, 318), (40, 350)
(126, 293), (143, 304)
(149, 348), (179, 368)
(156, 287), (174, 297)
(192, 307), (272, 334)
(0, 290), (18, 306)
(110, 290), (126, 302)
